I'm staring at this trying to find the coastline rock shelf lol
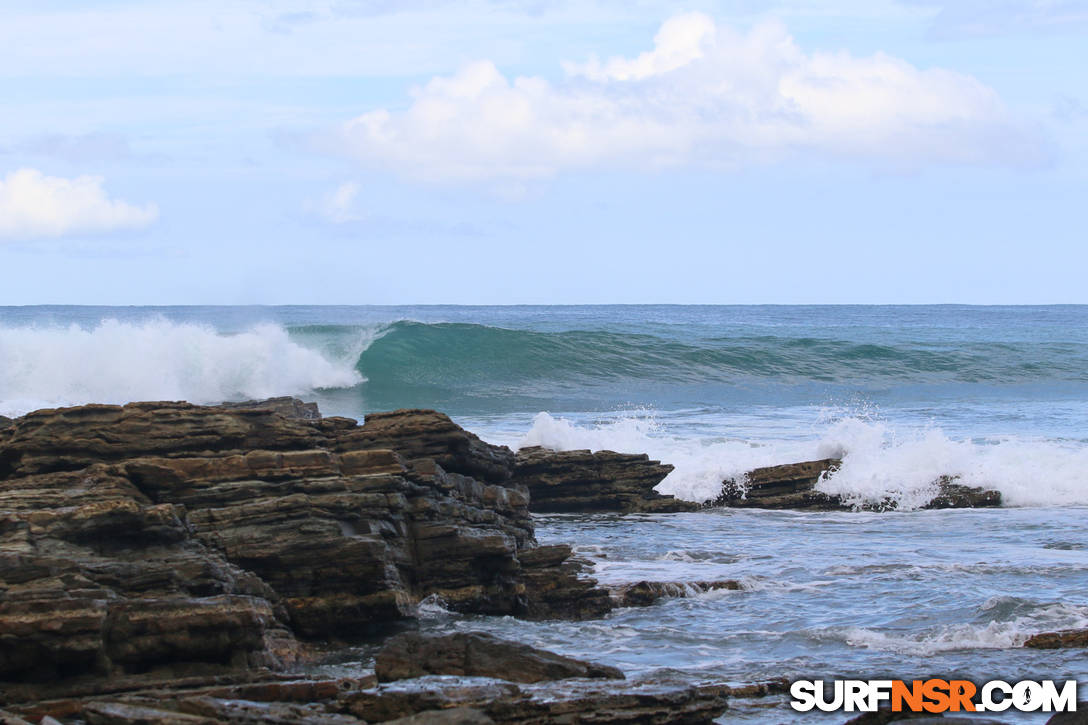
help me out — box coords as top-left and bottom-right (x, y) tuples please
(0, 400), (738, 723)
(0, 401), (613, 688)
(709, 458), (1002, 511)
(511, 446), (699, 513)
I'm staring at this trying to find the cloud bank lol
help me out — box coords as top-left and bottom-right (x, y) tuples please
(0, 168), (158, 241)
(335, 12), (1044, 181)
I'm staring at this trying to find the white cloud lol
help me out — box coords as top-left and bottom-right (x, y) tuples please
(0, 168), (159, 241)
(306, 181), (364, 223)
(334, 12), (1044, 181)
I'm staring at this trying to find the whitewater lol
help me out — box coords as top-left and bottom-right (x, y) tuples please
(1, 304), (1085, 721)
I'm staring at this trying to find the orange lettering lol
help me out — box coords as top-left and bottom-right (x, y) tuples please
(922, 679), (951, 713)
(948, 680), (977, 712)
(892, 680), (924, 712)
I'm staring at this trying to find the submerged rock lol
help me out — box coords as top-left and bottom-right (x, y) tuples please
(710, 458), (1002, 511)
(511, 446), (699, 513)
(374, 631), (624, 683)
(0, 399), (611, 692)
(609, 579), (744, 608)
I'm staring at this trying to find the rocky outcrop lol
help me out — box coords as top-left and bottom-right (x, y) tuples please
(511, 446), (699, 513)
(1024, 628), (1088, 649)
(710, 458), (1002, 511)
(374, 631), (624, 683)
(338, 409), (516, 484)
(2, 672), (731, 724)
(609, 579), (743, 608)
(0, 400), (612, 692)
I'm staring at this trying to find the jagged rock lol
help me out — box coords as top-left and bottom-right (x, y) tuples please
(341, 678), (729, 724)
(511, 446), (698, 513)
(375, 631), (624, 683)
(519, 544), (613, 620)
(610, 580), (743, 608)
(384, 709), (494, 725)
(0, 416), (12, 431)
(4, 673), (729, 725)
(711, 459), (1002, 511)
(338, 409), (516, 484)
(1024, 628), (1088, 648)
(0, 400), (611, 693)
(218, 397), (322, 420)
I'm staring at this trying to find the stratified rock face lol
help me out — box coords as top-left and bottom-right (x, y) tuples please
(711, 459), (1002, 511)
(1023, 628), (1088, 649)
(511, 446), (698, 513)
(338, 409), (516, 484)
(374, 632), (625, 683)
(0, 400), (610, 687)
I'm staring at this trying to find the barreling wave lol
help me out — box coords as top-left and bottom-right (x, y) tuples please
(354, 321), (1088, 389)
(0, 319), (365, 417)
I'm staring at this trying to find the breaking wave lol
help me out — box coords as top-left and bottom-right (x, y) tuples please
(0, 319), (365, 417)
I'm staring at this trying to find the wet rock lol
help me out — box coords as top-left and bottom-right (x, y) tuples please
(519, 544), (613, 620)
(375, 631), (624, 683)
(610, 579), (743, 608)
(1047, 706), (1088, 724)
(0, 399), (611, 693)
(384, 709), (494, 725)
(512, 446), (698, 513)
(0, 415), (12, 431)
(711, 458), (845, 509)
(341, 678), (729, 724)
(711, 459), (1002, 511)
(1024, 628), (1088, 648)
(339, 409), (516, 484)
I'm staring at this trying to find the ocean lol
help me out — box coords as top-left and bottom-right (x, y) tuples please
(2, 304), (1086, 721)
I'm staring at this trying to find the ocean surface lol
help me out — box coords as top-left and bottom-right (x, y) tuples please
(2, 305), (1086, 721)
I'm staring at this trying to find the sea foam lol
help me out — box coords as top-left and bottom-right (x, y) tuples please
(0, 319), (364, 417)
(517, 411), (1088, 508)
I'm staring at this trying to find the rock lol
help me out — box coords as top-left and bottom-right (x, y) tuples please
(925, 477), (1002, 509)
(1047, 707), (1088, 724)
(711, 459), (1001, 511)
(610, 579), (743, 608)
(338, 409), (516, 484)
(0, 416), (12, 431)
(0, 399), (611, 694)
(82, 701), (218, 724)
(518, 544), (613, 620)
(1024, 628), (1088, 648)
(384, 709), (495, 725)
(341, 678), (729, 724)
(511, 446), (699, 513)
(711, 458), (844, 509)
(218, 397), (322, 420)
(374, 631), (624, 683)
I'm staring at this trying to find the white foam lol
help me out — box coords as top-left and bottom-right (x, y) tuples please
(830, 602), (1088, 655)
(515, 410), (1088, 508)
(0, 319), (365, 417)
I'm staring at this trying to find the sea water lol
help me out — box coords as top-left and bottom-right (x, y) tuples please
(2, 305), (1085, 721)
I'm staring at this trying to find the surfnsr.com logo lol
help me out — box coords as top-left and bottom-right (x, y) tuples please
(790, 679), (1079, 713)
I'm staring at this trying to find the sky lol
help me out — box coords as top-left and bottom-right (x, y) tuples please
(1, 0), (1086, 305)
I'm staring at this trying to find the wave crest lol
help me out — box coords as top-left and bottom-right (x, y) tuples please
(0, 319), (364, 417)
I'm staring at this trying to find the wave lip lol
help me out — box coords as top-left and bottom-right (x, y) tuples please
(0, 319), (364, 417)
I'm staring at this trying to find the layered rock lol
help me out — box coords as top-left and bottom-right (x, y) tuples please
(338, 409), (516, 484)
(374, 631), (624, 683)
(2, 671), (731, 724)
(0, 401), (611, 691)
(710, 458), (1002, 511)
(609, 579), (743, 608)
(511, 446), (698, 513)
(1024, 628), (1088, 649)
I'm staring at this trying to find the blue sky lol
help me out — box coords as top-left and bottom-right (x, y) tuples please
(1, 0), (1086, 304)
